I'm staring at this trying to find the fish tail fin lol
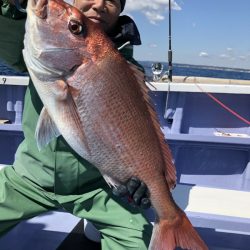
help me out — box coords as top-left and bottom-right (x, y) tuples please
(149, 214), (208, 250)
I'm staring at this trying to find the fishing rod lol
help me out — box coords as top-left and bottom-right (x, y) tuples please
(168, 0), (173, 82)
(164, 0), (173, 121)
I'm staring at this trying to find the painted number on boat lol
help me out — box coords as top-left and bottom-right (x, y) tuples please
(1, 78), (7, 84)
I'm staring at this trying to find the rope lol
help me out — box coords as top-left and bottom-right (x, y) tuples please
(194, 83), (250, 126)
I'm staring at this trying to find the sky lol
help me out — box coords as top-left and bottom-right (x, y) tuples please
(123, 0), (250, 69)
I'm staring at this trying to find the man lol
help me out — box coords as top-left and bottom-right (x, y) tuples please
(0, 0), (153, 249)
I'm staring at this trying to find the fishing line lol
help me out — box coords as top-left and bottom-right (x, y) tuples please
(195, 83), (250, 126)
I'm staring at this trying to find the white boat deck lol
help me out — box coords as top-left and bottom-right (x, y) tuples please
(147, 75), (250, 94)
(0, 75), (29, 86)
(172, 184), (250, 235)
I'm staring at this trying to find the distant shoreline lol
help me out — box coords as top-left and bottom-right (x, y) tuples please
(139, 61), (250, 73)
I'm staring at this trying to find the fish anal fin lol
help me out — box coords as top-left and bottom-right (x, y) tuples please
(149, 214), (208, 250)
(35, 107), (61, 150)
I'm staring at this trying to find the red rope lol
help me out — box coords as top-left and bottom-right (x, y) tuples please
(194, 83), (250, 126)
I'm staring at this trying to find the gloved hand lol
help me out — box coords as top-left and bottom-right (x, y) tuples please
(112, 177), (151, 209)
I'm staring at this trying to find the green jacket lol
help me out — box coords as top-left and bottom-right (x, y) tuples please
(0, 4), (143, 195)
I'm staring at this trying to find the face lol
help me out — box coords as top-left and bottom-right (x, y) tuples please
(73, 0), (121, 33)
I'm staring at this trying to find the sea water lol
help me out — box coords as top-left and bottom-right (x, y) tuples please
(1, 59), (250, 80)
(140, 61), (250, 81)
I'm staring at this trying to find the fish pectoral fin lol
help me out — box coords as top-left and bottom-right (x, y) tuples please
(35, 107), (61, 150)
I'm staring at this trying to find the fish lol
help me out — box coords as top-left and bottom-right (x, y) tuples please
(22, 0), (208, 249)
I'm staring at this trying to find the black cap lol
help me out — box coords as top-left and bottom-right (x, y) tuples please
(120, 0), (126, 12)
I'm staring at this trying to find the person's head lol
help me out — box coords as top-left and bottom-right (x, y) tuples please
(74, 0), (126, 33)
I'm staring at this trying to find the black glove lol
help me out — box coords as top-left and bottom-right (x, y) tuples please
(112, 177), (151, 209)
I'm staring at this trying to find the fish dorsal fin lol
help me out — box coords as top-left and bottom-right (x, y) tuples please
(35, 107), (61, 151)
(128, 62), (177, 189)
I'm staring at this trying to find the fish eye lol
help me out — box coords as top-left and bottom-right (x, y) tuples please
(68, 20), (84, 35)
